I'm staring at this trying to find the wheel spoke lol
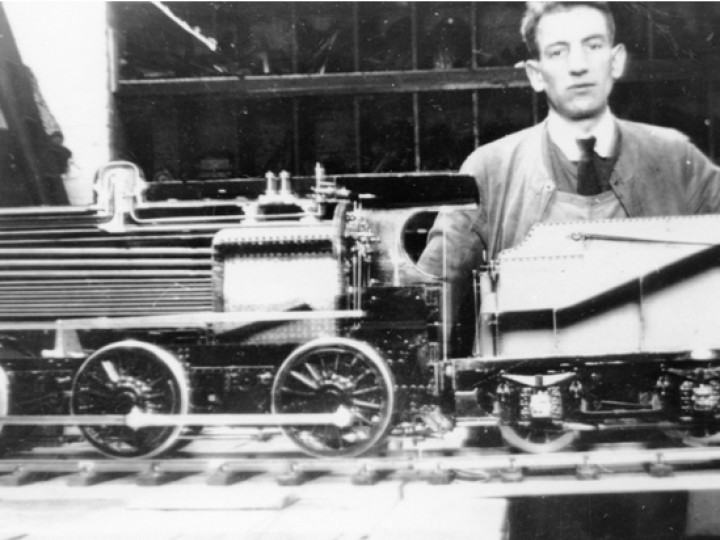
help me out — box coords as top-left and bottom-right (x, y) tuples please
(352, 398), (382, 411)
(86, 372), (112, 390)
(320, 356), (328, 377)
(354, 411), (374, 426)
(72, 342), (188, 459)
(352, 386), (381, 396)
(100, 361), (120, 383)
(304, 363), (322, 383)
(352, 369), (375, 387)
(80, 388), (118, 402)
(347, 354), (361, 373)
(272, 340), (395, 458)
(280, 387), (316, 398)
(148, 375), (171, 389)
(289, 370), (319, 390)
(144, 392), (172, 404)
(114, 353), (126, 379)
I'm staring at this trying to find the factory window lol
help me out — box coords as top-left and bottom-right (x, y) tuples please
(112, 2), (720, 180)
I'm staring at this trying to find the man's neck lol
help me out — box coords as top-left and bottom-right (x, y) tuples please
(549, 108), (608, 138)
(547, 108), (616, 160)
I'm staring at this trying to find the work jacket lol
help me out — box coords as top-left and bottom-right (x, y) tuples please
(417, 118), (720, 354)
(419, 118), (720, 281)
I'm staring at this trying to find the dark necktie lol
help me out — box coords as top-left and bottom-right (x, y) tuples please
(576, 136), (600, 196)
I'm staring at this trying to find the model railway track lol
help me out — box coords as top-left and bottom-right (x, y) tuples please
(1, 441), (720, 496)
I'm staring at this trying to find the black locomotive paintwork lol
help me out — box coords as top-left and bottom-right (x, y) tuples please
(0, 163), (717, 457)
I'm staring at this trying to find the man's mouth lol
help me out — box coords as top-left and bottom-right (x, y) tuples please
(569, 83), (595, 91)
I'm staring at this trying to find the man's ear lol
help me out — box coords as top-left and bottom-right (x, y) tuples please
(610, 43), (627, 80)
(524, 59), (546, 93)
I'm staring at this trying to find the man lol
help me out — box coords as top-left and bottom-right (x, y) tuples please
(418, 1), (720, 354)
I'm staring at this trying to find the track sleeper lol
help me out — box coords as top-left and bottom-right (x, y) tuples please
(137, 463), (172, 486)
(500, 459), (524, 483)
(351, 464), (380, 486)
(576, 457), (599, 480)
(0, 466), (37, 487)
(647, 453), (674, 478)
(67, 462), (113, 487)
(276, 462), (306, 486)
(426, 463), (454, 485)
(206, 465), (260, 486)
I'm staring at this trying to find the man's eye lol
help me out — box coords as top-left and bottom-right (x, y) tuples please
(587, 41), (605, 50)
(547, 48), (566, 58)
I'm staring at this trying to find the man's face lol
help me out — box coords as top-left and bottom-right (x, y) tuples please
(525, 6), (626, 121)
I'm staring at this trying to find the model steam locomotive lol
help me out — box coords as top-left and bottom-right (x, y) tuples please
(0, 161), (718, 458)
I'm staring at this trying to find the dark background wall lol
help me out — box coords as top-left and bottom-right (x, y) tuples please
(112, 2), (720, 181)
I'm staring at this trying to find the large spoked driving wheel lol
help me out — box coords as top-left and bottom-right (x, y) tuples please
(71, 340), (189, 459)
(499, 422), (578, 454)
(272, 337), (396, 458)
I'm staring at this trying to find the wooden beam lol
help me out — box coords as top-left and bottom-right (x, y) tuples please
(117, 60), (718, 100)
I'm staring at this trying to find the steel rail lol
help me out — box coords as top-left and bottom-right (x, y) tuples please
(1, 445), (720, 496)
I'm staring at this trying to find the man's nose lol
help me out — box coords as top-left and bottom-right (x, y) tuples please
(567, 47), (589, 74)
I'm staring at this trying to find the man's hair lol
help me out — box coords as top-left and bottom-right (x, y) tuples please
(521, 2), (616, 58)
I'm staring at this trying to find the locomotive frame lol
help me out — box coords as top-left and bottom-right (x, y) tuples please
(0, 161), (718, 459)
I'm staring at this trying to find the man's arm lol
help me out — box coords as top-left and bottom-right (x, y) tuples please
(417, 201), (486, 356)
(417, 207), (485, 281)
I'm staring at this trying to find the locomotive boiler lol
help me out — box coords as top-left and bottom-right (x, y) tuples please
(0, 161), (718, 458)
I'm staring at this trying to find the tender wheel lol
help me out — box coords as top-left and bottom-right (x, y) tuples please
(499, 423), (578, 454)
(664, 425), (720, 447)
(71, 340), (189, 459)
(272, 337), (396, 458)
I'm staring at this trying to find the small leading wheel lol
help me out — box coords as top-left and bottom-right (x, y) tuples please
(499, 422), (578, 454)
(272, 337), (396, 458)
(71, 340), (189, 459)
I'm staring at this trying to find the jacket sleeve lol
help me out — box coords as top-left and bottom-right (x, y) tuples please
(417, 151), (487, 281)
(683, 140), (720, 214)
(416, 157), (487, 356)
(416, 207), (486, 281)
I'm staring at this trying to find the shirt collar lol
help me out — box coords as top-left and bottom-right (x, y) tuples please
(547, 108), (617, 161)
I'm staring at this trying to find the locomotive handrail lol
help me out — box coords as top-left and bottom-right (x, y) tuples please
(571, 232), (717, 245)
(0, 309), (366, 331)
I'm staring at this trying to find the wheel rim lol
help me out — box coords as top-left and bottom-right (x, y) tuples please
(71, 340), (189, 458)
(272, 337), (395, 458)
(0, 366), (8, 440)
(664, 425), (720, 447)
(499, 423), (577, 454)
